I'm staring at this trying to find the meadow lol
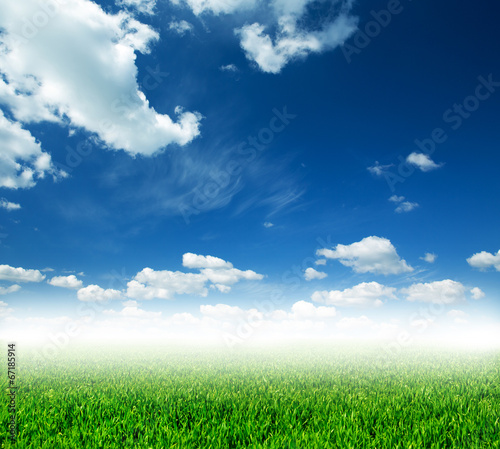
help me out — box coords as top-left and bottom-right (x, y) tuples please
(1, 343), (499, 448)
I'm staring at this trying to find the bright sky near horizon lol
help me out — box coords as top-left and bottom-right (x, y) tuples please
(0, 0), (499, 348)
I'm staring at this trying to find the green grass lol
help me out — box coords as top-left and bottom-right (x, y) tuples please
(1, 343), (499, 448)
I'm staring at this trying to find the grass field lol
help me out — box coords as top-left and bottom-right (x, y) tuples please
(1, 343), (499, 448)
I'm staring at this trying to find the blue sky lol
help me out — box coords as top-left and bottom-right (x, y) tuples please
(1, 0), (499, 347)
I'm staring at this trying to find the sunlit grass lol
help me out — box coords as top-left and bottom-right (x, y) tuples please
(1, 343), (499, 448)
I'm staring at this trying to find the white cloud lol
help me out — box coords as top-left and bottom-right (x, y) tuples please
(420, 253), (437, 264)
(117, 0), (157, 14)
(311, 282), (396, 307)
(182, 253), (233, 269)
(127, 254), (263, 300)
(447, 309), (468, 325)
(174, 0), (358, 74)
(402, 280), (466, 304)
(0, 264), (45, 283)
(0, 111), (64, 189)
(263, 222), (274, 228)
(470, 287), (485, 300)
(290, 300), (336, 319)
(127, 269), (208, 300)
(0, 198), (21, 210)
(304, 267), (327, 281)
(169, 20), (194, 35)
(317, 236), (413, 275)
(395, 201), (419, 214)
(236, 10), (357, 74)
(0, 0), (201, 157)
(406, 153), (442, 172)
(467, 250), (500, 271)
(103, 300), (162, 318)
(200, 303), (262, 321)
(211, 284), (231, 293)
(336, 315), (373, 330)
(388, 195), (418, 213)
(0, 285), (21, 295)
(168, 312), (200, 326)
(200, 267), (263, 286)
(447, 309), (467, 318)
(0, 300), (14, 317)
(173, 0), (258, 16)
(315, 259), (327, 266)
(77, 285), (123, 302)
(410, 318), (435, 330)
(389, 195), (405, 203)
(368, 161), (394, 176)
(220, 64), (238, 72)
(47, 275), (83, 289)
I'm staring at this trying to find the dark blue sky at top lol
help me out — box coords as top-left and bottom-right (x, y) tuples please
(1, 0), (500, 316)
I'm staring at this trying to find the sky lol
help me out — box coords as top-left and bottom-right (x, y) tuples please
(1, 0), (499, 349)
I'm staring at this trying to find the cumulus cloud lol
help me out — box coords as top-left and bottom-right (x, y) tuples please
(311, 282), (396, 307)
(0, 285), (21, 296)
(127, 253), (263, 300)
(182, 253), (233, 269)
(77, 285), (123, 302)
(395, 201), (419, 213)
(127, 269), (208, 300)
(315, 259), (327, 266)
(47, 275), (83, 289)
(447, 309), (467, 318)
(220, 64), (239, 72)
(0, 264), (45, 283)
(467, 250), (500, 271)
(406, 153), (443, 172)
(389, 195), (405, 203)
(0, 0), (201, 157)
(0, 111), (64, 189)
(236, 9), (357, 74)
(317, 236), (413, 275)
(200, 267), (263, 285)
(304, 267), (327, 281)
(389, 195), (419, 213)
(0, 198), (21, 210)
(211, 284), (231, 293)
(200, 303), (262, 321)
(336, 315), (373, 330)
(174, 0), (357, 73)
(290, 301), (336, 319)
(103, 300), (162, 318)
(117, 0), (157, 14)
(402, 280), (466, 304)
(169, 20), (194, 35)
(0, 300), (14, 317)
(420, 253), (437, 264)
(447, 309), (468, 324)
(368, 161), (394, 176)
(172, 0), (258, 16)
(470, 287), (485, 300)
